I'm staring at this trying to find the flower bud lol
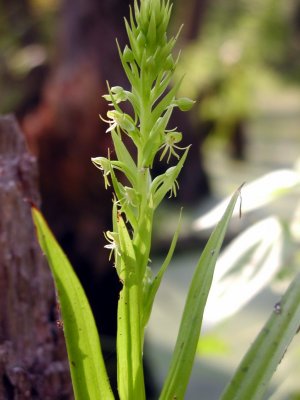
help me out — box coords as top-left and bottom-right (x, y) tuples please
(103, 86), (128, 104)
(123, 45), (135, 63)
(174, 97), (195, 111)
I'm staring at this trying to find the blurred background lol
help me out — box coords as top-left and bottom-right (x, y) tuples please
(1, 0), (300, 398)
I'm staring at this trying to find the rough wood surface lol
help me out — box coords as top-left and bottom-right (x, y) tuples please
(0, 115), (72, 399)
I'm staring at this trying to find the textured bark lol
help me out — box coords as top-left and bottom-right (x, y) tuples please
(0, 115), (72, 399)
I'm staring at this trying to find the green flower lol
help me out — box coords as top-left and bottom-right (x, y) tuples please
(103, 230), (120, 260)
(102, 86), (129, 105)
(91, 156), (111, 189)
(159, 131), (188, 163)
(173, 97), (195, 111)
(101, 110), (136, 134)
(119, 185), (140, 209)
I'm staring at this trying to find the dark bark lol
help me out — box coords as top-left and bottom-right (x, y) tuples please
(0, 115), (72, 399)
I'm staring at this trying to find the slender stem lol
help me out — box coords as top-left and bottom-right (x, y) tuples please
(117, 87), (152, 399)
(117, 281), (146, 399)
(116, 218), (146, 399)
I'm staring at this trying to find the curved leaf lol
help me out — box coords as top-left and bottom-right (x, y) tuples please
(221, 272), (300, 400)
(159, 186), (241, 400)
(32, 207), (113, 400)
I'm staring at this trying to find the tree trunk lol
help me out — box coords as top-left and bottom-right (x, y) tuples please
(0, 115), (72, 399)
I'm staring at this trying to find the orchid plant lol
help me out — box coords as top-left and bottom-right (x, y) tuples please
(32, 0), (300, 399)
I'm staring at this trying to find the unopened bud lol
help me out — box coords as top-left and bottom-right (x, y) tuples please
(174, 97), (195, 111)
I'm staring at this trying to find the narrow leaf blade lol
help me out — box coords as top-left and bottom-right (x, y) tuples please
(160, 187), (241, 400)
(32, 208), (113, 400)
(220, 272), (300, 400)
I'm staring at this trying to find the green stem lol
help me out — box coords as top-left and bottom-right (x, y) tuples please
(117, 87), (154, 399)
(117, 281), (145, 399)
(116, 214), (146, 400)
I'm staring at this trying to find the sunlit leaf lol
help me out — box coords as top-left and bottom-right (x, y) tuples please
(159, 187), (241, 400)
(32, 208), (113, 400)
(220, 272), (300, 400)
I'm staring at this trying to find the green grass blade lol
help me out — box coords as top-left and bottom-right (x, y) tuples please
(159, 187), (241, 400)
(32, 207), (114, 400)
(220, 272), (300, 400)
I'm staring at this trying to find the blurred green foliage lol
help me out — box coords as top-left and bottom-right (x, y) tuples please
(0, 0), (58, 114)
(1, 0), (300, 130)
(176, 0), (300, 144)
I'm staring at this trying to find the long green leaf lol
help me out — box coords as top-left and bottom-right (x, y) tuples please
(159, 187), (241, 400)
(220, 272), (300, 400)
(32, 207), (114, 400)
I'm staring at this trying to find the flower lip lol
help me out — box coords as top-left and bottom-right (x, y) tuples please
(159, 131), (187, 163)
(104, 230), (120, 260)
(100, 112), (118, 133)
(91, 156), (112, 189)
(100, 110), (136, 134)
